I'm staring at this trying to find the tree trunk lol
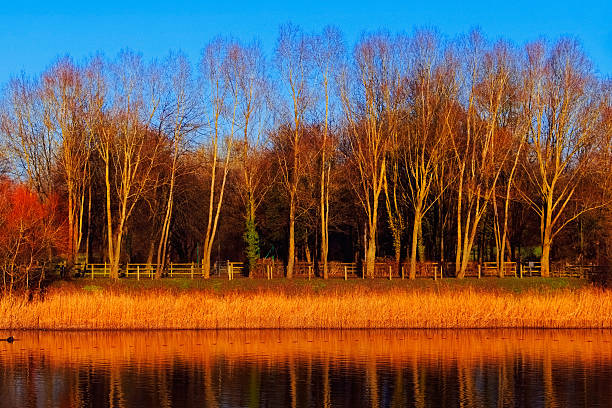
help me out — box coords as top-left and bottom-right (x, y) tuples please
(320, 163), (329, 280)
(366, 230), (376, 278)
(409, 210), (421, 280)
(156, 192), (173, 279)
(85, 182), (92, 264)
(394, 241), (401, 274)
(110, 233), (122, 280)
(104, 159), (119, 280)
(146, 242), (155, 276)
(541, 230), (552, 277)
(287, 195), (295, 279)
(202, 242), (212, 279)
(455, 170), (464, 278)
(417, 219), (424, 261)
(68, 193), (75, 264)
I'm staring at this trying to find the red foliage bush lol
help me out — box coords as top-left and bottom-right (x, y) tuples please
(0, 178), (67, 290)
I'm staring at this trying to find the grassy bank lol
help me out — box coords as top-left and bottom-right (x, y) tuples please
(0, 278), (610, 329)
(52, 275), (591, 294)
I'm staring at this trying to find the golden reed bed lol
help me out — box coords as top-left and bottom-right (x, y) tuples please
(1, 287), (612, 329)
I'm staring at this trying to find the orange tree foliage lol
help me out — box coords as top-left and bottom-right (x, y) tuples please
(0, 179), (67, 291)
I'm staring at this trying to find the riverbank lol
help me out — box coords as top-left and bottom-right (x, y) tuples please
(0, 278), (609, 329)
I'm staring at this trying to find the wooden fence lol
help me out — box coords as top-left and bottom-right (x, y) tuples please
(78, 260), (600, 280)
(83, 261), (245, 280)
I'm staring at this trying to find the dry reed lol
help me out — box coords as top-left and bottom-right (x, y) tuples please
(1, 286), (612, 329)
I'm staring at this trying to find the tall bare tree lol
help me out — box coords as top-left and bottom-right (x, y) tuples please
(2, 75), (54, 196)
(198, 38), (240, 278)
(340, 33), (399, 278)
(86, 52), (163, 279)
(41, 59), (91, 266)
(312, 26), (344, 279)
(451, 32), (512, 278)
(274, 24), (314, 278)
(519, 39), (608, 276)
(153, 52), (196, 278)
(403, 30), (455, 279)
(228, 42), (271, 275)
(489, 43), (527, 277)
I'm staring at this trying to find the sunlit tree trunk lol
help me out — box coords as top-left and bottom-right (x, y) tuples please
(314, 28), (342, 278)
(340, 34), (399, 278)
(275, 25), (314, 278)
(518, 40), (607, 278)
(198, 40), (240, 278)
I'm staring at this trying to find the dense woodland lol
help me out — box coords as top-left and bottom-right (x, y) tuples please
(0, 25), (611, 286)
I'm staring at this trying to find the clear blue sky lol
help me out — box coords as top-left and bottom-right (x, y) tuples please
(0, 0), (610, 83)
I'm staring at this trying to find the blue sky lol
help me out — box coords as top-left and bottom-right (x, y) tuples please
(0, 1), (610, 83)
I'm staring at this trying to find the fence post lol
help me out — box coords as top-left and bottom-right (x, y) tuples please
(170, 262), (173, 278)
(478, 264), (481, 279)
(191, 262), (194, 279)
(344, 265), (347, 281)
(434, 265), (437, 281)
(401, 266), (405, 280)
(308, 265), (312, 281)
(104, 261), (107, 277)
(228, 261), (232, 281)
(137, 265), (140, 281)
(91, 264), (94, 280)
(389, 265), (392, 280)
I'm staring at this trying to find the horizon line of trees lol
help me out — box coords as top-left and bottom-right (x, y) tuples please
(1, 25), (611, 284)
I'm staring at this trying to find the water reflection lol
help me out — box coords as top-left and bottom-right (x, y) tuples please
(0, 329), (610, 407)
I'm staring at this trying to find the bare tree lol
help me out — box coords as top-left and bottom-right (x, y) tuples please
(1, 75), (54, 196)
(153, 52), (196, 278)
(274, 24), (315, 278)
(519, 39), (608, 276)
(381, 35), (408, 272)
(198, 38), (241, 278)
(312, 26), (344, 279)
(40, 59), (91, 267)
(403, 30), (454, 279)
(228, 41), (271, 275)
(340, 33), (399, 278)
(86, 52), (163, 279)
(489, 43), (527, 277)
(451, 32), (512, 278)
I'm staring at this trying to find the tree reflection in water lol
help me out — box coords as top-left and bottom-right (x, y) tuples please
(0, 329), (610, 407)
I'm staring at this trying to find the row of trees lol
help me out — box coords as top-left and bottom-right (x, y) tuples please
(1, 26), (611, 281)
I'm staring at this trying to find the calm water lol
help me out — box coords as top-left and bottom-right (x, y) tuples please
(0, 329), (611, 407)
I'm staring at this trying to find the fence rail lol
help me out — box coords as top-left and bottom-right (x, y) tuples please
(81, 261), (244, 280)
(77, 260), (600, 280)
